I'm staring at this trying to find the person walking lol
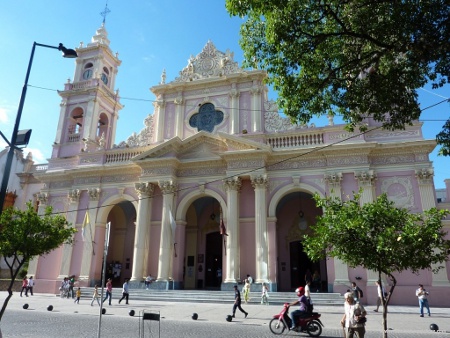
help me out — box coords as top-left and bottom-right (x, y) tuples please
(341, 292), (367, 338)
(374, 280), (385, 312)
(20, 277), (28, 297)
(90, 285), (101, 306)
(351, 282), (363, 303)
(27, 276), (35, 296)
(74, 287), (81, 304)
(103, 278), (113, 305)
(243, 279), (250, 303)
(416, 284), (431, 317)
(261, 282), (269, 305)
(232, 285), (248, 318)
(118, 279), (129, 305)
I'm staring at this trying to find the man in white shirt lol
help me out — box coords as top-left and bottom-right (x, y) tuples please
(416, 284), (431, 317)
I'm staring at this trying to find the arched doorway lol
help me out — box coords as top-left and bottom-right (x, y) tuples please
(205, 232), (222, 289)
(104, 201), (136, 287)
(276, 192), (327, 292)
(183, 196), (223, 290)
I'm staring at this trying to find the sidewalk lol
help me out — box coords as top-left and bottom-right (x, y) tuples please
(2, 291), (449, 335)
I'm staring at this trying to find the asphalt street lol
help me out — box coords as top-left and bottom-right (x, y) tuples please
(0, 292), (449, 337)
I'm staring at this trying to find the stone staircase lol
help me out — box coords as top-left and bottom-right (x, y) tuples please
(81, 288), (344, 306)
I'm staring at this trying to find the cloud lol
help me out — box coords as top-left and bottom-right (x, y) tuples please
(0, 107), (8, 124)
(23, 147), (47, 164)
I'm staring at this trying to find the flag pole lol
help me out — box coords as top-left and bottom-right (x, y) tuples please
(97, 222), (111, 338)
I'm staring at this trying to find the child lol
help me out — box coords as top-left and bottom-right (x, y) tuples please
(74, 287), (81, 304)
(90, 285), (100, 306)
(261, 282), (269, 305)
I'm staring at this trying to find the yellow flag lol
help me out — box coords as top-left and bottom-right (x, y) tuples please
(81, 211), (90, 242)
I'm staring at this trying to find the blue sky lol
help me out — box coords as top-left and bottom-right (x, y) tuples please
(0, 1), (449, 188)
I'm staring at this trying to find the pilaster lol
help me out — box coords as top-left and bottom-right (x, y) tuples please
(229, 84), (240, 134)
(154, 100), (166, 143)
(251, 81), (262, 132)
(79, 188), (101, 283)
(324, 172), (343, 199)
(28, 192), (49, 276)
(354, 170), (376, 204)
(57, 189), (80, 279)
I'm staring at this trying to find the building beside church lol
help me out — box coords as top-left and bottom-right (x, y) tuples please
(2, 24), (450, 306)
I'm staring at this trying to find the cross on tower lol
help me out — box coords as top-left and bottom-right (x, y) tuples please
(100, 1), (111, 24)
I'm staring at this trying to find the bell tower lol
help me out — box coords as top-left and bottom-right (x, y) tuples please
(52, 23), (122, 158)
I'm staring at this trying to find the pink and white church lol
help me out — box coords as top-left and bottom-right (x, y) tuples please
(5, 24), (450, 306)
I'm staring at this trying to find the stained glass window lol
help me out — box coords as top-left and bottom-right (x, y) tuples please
(189, 103), (224, 133)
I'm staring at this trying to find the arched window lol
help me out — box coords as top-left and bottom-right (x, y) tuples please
(68, 108), (84, 142)
(97, 113), (109, 139)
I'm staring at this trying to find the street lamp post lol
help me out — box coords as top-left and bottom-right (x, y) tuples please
(0, 42), (77, 214)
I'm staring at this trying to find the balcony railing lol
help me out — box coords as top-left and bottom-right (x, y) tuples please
(267, 132), (324, 149)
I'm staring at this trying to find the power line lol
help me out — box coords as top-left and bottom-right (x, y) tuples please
(25, 87), (449, 217)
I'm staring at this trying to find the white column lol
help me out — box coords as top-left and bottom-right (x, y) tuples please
(354, 170), (376, 205)
(131, 183), (154, 281)
(157, 180), (176, 281)
(57, 189), (80, 279)
(154, 100), (166, 143)
(251, 174), (269, 282)
(229, 84), (240, 134)
(79, 188), (101, 282)
(28, 193), (49, 276)
(174, 94), (184, 138)
(223, 177), (241, 283)
(251, 80), (262, 133)
(416, 168), (450, 286)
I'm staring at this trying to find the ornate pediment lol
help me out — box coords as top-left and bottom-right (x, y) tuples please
(173, 40), (244, 82)
(132, 131), (270, 162)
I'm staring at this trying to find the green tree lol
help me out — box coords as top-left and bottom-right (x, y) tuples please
(0, 203), (76, 322)
(303, 192), (450, 338)
(226, 0), (450, 154)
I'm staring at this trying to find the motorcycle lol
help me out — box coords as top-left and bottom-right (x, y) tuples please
(269, 303), (323, 337)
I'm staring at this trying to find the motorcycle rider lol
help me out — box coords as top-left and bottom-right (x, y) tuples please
(288, 286), (311, 331)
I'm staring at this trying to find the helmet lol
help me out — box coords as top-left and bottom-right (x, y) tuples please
(430, 323), (439, 332)
(295, 287), (305, 297)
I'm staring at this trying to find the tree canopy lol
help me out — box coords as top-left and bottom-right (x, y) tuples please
(302, 192), (450, 337)
(0, 203), (76, 322)
(226, 0), (450, 154)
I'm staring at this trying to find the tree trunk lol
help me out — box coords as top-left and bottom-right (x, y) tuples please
(0, 258), (24, 322)
(380, 271), (397, 338)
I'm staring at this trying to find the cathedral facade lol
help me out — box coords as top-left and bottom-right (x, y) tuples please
(8, 24), (450, 306)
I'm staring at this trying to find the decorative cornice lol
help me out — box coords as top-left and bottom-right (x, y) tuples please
(135, 182), (154, 197)
(88, 188), (101, 201)
(223, 177), (242, 192)
(415, 168), (434, 185)
(251, 174), (268, 189)
(324, 172), (343, 188)
(36, 192), (49, 205)
(158, 180), (177, 194)
(68, 189), (81, 203)
(354, 170), (376, 186)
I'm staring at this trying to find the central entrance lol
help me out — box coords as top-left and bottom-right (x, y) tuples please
(205, 232), (222, 289)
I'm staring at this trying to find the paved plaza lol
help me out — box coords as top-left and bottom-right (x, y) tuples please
(0, 291), (448, 337)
